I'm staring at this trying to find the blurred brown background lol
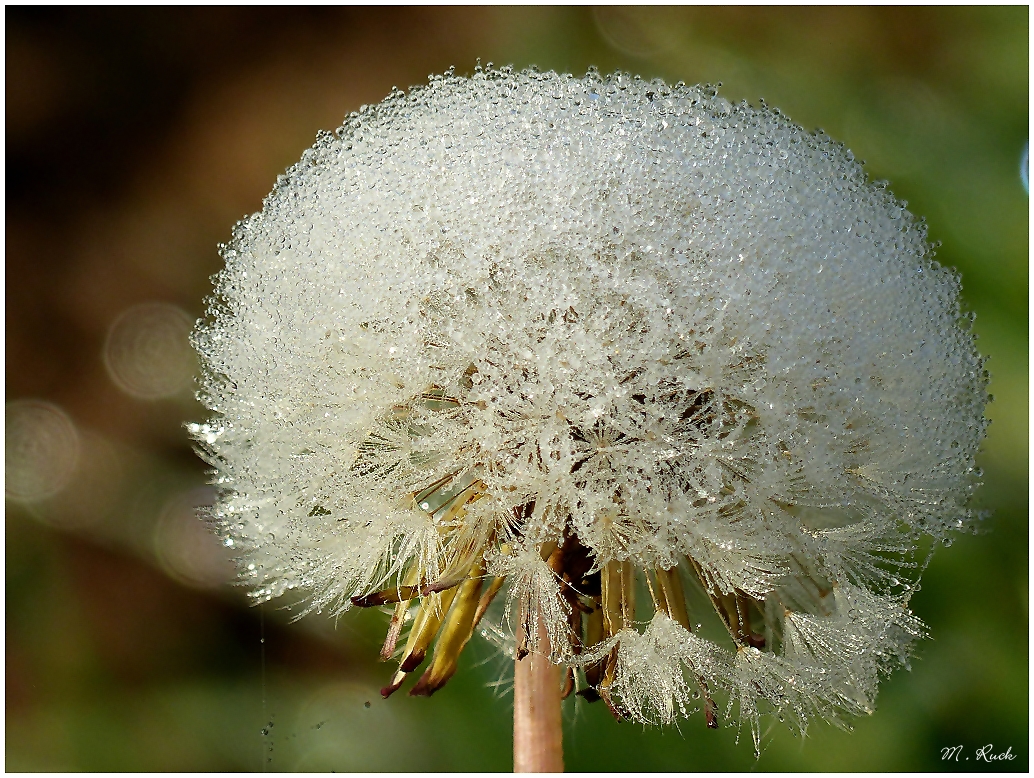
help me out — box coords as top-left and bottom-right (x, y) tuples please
(6, 7), (1028, 771)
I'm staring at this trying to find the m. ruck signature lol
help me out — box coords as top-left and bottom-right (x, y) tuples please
(941, 744), (1017, 763)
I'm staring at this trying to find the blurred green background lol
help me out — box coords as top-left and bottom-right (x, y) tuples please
(6, 7), (1027, 771)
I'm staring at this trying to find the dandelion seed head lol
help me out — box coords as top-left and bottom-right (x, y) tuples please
(192, 68), (987, 745)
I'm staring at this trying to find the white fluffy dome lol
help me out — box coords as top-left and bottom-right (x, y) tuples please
(191, 68), (987, 747)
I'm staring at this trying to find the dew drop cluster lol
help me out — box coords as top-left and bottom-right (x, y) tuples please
(191, 67), (987, 751)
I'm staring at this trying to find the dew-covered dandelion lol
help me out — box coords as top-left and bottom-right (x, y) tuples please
(190, 67), (987, 760)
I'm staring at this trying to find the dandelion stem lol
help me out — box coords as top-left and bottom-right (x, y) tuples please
(514, 602), (564, 773)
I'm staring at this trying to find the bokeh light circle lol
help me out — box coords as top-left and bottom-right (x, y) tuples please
(5, 399), (81, 502)
(1021, 141), (1028, 194)
(592, 7), (678, 58)
(154, 486), (234, 589)
(103, 302), (195, 399)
